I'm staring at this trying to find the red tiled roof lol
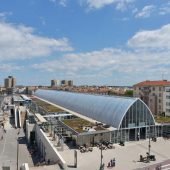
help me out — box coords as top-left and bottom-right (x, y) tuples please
(134, 80), (170, 87)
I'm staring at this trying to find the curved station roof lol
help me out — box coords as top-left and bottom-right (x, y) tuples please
(35, 89), (155, 129)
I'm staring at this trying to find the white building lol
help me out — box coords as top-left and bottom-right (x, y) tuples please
(163, 86), (170, 116)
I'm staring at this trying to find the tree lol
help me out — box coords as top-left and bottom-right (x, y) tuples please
(124, 90), (133, 97)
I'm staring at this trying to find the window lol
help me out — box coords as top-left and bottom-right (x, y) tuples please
(166, 96), (170, 99)
(152, 87), (155, 91)
(166, 88), (170, 92)
(159, 93), (161, 97)
(166, 109), (170, 113)
(159, 87), (162, 91)
(159, 99), (161, 103)
(159, 105), (161, 109)
(166, 102), (170, 106)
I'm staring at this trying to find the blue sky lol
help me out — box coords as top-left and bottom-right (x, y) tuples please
(0, 0), (170, 86)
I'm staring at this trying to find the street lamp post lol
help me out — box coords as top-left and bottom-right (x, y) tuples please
(101, 146), (103, 167)
(148, 126), (151, 157)
(17, 138), (18, 170)
(99, 143), (104, 170)
(17, 132), (19, 170)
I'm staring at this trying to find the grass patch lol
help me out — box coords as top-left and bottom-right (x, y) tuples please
(155, 116), (170, 123)
(63, 118), (95, 133)
(31, 97), (64, 112)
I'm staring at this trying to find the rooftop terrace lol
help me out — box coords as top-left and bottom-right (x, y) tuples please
(31, 97), (64, 113)
(62, 118), (106, 133)
(155, 116), (170, 123)
(31, 96), (106, 134)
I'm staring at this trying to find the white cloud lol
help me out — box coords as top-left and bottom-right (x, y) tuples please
(0, 12), (12, 21)
(81, 0), (135, 11)
(0, 63), (22, 72)
(32, 24), (170, 82)
(132, 7), (138, 14)
(127, 24), (170, 49)
(115, 0), (135, 11)
(135, 5), (156, 18)
(85, 0), (115, 9)
(0, 21), (73, 61)
(49, 0), (67, 7)
(40, 17), (46, 26)
(159, 2), (170, 15)
(32, 47), (170, 77)
(59, 0), (67, 7)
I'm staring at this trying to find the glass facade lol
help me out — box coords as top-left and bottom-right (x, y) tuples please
(121, 100), (155, 129)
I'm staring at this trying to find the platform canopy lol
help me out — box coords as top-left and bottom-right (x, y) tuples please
(35, 89), (155, 129)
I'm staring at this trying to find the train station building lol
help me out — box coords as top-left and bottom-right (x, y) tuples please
(32, 89), (167, 145)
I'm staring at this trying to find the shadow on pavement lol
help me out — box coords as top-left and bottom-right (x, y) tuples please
(9, 117), (15, 128)
(18, 136), (27, 144)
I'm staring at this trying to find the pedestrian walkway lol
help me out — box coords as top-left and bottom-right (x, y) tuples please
(18, 128), (34, 168)
(0, 120), (18, 170)
(0, 116), (34, 170)
(161, 164), (170, 170)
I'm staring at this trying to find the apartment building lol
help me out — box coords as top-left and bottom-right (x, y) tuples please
(163, 87), (170, 116)
(51, 80), (61, 87)
(133, 80), (170, 116)
(4, 76), (16, 88)
(68, 80), (73, 86)
(4, 76), (16, 95)
(61, 80), (68, 86)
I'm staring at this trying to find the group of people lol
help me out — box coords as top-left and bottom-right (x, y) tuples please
(107, 158), (115, 168)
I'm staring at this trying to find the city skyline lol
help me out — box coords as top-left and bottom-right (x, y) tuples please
(0, 0), (170, 86)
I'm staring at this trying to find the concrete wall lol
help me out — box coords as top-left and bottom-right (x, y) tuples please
(26, 120), (35, 144)
(35, 124), (67, 169)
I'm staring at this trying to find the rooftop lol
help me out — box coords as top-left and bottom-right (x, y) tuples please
(62, 118), (106, 133)
(21, 94), (32, 101)
(13, 95), (25, 102)
(31, 97), (64, 113)
(134, 80), (170, 87)
(35, 113), (47, 123)
(155, 116), (170, 123)
(34, 89), (144, 129)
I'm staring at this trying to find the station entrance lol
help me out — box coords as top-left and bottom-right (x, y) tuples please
(129, 127), (146, 141)
(140, 127), (146, 140)
(111, 125), (164, 143)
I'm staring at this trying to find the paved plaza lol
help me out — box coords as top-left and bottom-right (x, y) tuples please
(59, 138), (170, 170)
(0, 117), (34, 170)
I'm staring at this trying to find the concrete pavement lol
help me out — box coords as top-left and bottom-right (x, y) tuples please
(0, 116), (34, 170)
(58, 138), (170, 170)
